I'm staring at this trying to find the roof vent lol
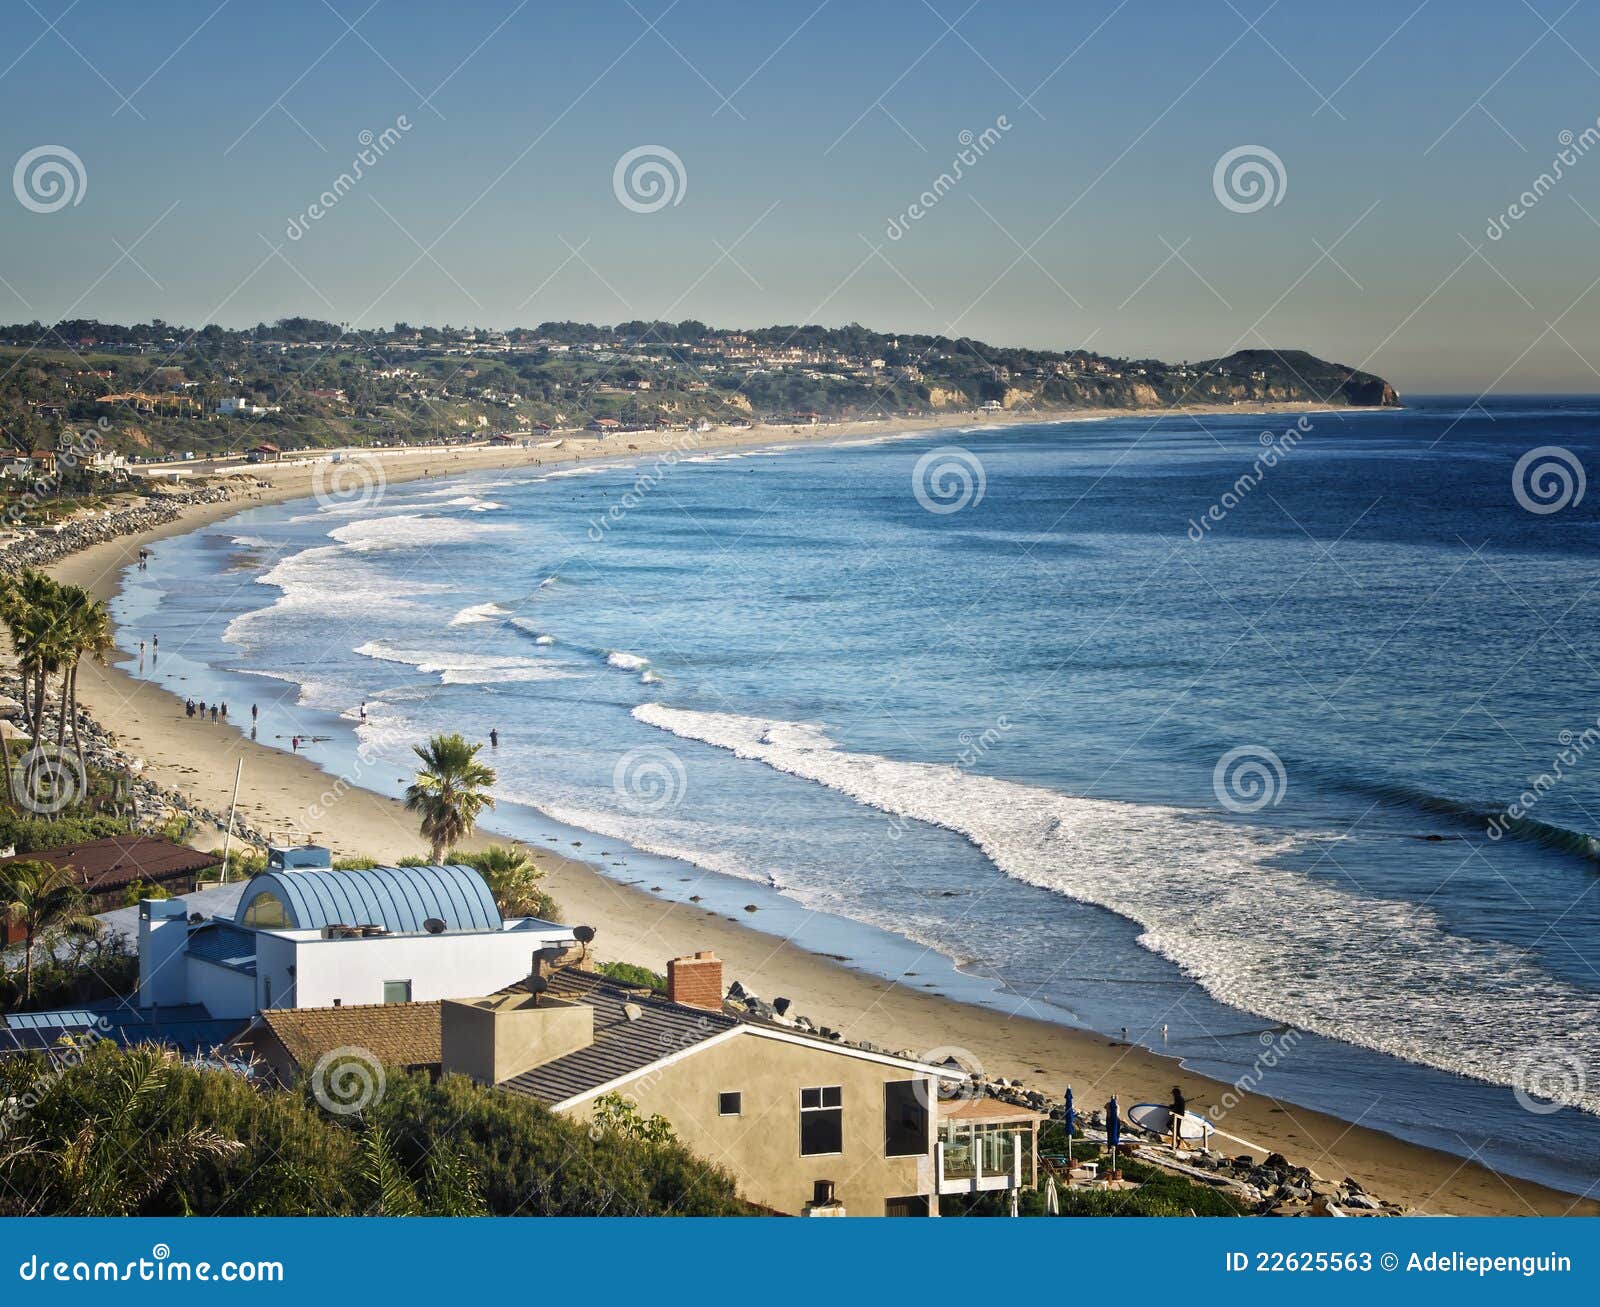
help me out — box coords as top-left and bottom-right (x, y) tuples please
(623, 1002), (643, 1022)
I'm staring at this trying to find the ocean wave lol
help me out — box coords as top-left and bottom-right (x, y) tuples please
(230, 534), (275, 549)
(606, 650), (650, 671)
(354, 641), (575, 685)
(449, 601), (511, 627)
(222, 545), (446, 645)
(327, 513), (514, 551)
(640, 669), (663, 684)
(633, 703), (1600, 1114)
(508, 619), (556, 645)
(445, 495), (506, 511)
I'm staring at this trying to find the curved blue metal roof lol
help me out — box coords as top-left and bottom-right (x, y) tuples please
(235, 864), (502, 934)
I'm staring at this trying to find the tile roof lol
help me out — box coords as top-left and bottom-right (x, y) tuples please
(497, 969), (740, 1106)
(0, 835), (221, 896)
(254, 1001), (444, 1072)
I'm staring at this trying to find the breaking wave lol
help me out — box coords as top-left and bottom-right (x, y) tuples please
(632, 703), (1600, 1114)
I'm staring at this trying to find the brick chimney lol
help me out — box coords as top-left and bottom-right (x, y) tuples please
(667, 951), (723, 1011)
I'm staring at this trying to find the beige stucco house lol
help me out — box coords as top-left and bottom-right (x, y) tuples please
(246, 951), (1042, 1216)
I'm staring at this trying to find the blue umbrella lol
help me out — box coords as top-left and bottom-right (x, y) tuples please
(1107, 1095), (1121, 1174)
(1064, 1086), (1075, 1163)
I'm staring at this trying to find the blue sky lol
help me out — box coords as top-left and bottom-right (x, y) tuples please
(4, 0), (1600, 391)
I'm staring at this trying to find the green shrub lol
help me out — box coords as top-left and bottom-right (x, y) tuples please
(0, 811), (128, 853)
(594, 960), (667, 993)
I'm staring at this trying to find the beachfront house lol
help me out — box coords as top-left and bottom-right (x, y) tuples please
(0, 835), (222, 947)
(137, 845), (575, 1020)
(241, 950), (1041, 1216)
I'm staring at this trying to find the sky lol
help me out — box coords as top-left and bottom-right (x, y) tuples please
(3, 0), (1600, 392)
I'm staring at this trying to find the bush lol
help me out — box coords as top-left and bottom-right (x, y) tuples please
(594, 960), (667, 994)
(0, 1042), (748, 1216)
(0, 810), (128, 853)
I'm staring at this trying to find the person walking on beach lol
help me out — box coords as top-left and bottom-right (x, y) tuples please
(490, 727), (499, 747)
(220, 702), (228, 720)
(210, 705), (218, 722)
(197, 700), (206, 718)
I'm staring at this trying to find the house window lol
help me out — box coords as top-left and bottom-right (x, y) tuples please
(262, 977), (272, 1008)
(383, 980), (412, 1005)
(800, 1086), (842, 1155)
(883, 1079), (928, 1156)
(718, 1091), (742, 1116)
(241, 890), (288, 929)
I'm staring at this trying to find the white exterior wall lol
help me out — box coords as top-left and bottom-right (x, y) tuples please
(277, 928), (567, 1010)
(186, 958), (257, 1019)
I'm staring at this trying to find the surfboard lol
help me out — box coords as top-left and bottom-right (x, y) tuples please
(1127, 1102), (1212, 1143)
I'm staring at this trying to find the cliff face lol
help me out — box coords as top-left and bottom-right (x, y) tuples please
(1197, 349), (1400, 408)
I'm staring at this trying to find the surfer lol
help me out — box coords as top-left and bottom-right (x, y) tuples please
(490, 727), (499, 747)
(1169, 1085), (1187, 1147)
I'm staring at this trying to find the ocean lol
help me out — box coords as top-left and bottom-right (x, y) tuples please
(114, 398), (1600, 1196)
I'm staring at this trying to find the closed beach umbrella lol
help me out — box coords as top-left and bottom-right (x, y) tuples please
(1107, 1094), (1121, 1173)
(1045, 1174), (1060, 1215)
(1064, 1085), (1074, 1162)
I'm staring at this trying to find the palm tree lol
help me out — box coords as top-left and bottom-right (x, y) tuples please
(58, 584), (111, 761)
(0, 859), (94, 1004)
(403, 733), (497, 863)
(0, 1043), (242, 1215)
(457, 843), (546, 916)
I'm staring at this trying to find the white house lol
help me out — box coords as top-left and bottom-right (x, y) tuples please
(137, 845), (575, 1020)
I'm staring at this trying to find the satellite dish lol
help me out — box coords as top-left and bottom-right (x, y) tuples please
(573, 925), (595, 943)
(423, 917), (446, 935)
(525, 976), (550, 995)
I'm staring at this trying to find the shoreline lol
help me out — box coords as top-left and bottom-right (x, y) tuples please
(33, 404), (1599, 1216)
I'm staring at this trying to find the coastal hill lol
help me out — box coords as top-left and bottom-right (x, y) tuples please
(0, 317), (1398, 459)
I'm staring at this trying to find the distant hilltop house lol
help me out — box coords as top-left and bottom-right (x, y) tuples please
(241, 949), (1043, 1216)
(218, 397), (282, 417)
(0, 450), (58, 479)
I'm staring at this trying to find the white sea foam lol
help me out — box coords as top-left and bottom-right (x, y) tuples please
(606, 650), (650, 671)
(230, 534), (275, 549)
(633, 703), (1600, 1114)
(222, 545), (446, 645)
(509, 619), (556, 644)
(449, 601), (511, 627)
(355, 641), (575, 685)
(328, 513), (514, 551)
(445, 495), (506, 511)
(640, 669), (663, 684)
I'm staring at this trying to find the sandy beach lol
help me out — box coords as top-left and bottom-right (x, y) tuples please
(30, 403), (1598, 1217)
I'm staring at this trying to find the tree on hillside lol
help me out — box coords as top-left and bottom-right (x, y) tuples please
(404, 733), (496, 863)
